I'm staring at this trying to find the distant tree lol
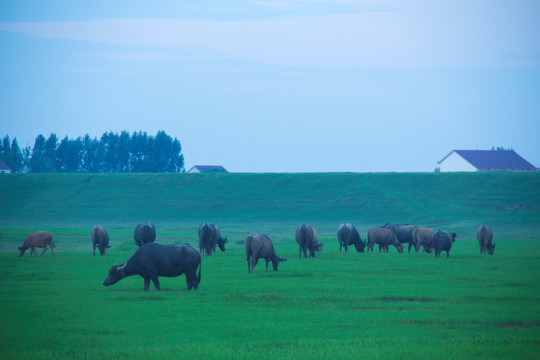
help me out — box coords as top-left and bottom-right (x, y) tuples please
(9, 138), (24, 172)
(0, 135), (24, 172)
(118, 131), (131, 172)
(169, 137), (184, 172)
(491, 146), (514, 151)
(81, 134), (99, 173)
(151, 130), (173, 172)
(43, 133), (58, 172)
(130, 131), (151, 172)
(21, 146), (31, 173)
(1, 135), (12, 168)
(30, 135), (47, 172)
(5, 130), (184, 173)
(56, 136), (83, 172)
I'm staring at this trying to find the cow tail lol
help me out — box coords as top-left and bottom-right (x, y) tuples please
(197, 260), (202, 287)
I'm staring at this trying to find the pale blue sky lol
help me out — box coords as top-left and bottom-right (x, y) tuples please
(1, 0), (539, 172)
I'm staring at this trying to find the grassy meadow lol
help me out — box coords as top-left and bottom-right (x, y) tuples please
(0, 172), (539, 359)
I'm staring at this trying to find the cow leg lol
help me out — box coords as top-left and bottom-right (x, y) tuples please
(186, 271), (197, 290)
(151, 276), (160, 291)
(298, 247), (302, 258)
(265, 259), (269, 272)
(446, 251), (450, 258)
(143, 277), (151, 291)
(41, 246), (48, 256)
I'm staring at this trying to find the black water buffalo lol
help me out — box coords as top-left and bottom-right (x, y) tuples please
(367, 227), (404, 253)
(245, 233), (286, 273)
(134, 222), (156, 247)
(383, 223), (417, 252)
(432, 230), (457, 258)
(337, 223), (366, 252)
(103, 243), (201, 291)
(477, 225), (495, 255)
(296, 224), (323, 258)
(412, 227), (434, 254)
(92, 225), (111, 256)
(198, 222), (228, 256)
(18, 231), (55, 257)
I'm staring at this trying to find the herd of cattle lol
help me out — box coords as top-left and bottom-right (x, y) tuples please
(17, 222), (495, 292)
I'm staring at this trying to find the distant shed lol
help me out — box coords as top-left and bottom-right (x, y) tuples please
(0, 159), (12, 174)
(437, 150), (537, 172)
(187, 165), (228, 173)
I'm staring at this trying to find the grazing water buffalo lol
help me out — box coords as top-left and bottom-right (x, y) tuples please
(103, 243), (201, 291)
(412, 227), (434, 254)
(477, 225), (495, 255)
(367, 227), (404, 253)
(18, 231), (55, 257)
(432, 230), (457, 258)
(382, 223), (417, 253)
(92, 225), (111, 256)
(134, 222), (156, 247)
(337, 223), (365, 252)
(198, 222), (228, 256)
(245, 233), (286, 273)
(296, 224), (323, 258)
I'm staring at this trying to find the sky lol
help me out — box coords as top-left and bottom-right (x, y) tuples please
(1, 0), (539, 172)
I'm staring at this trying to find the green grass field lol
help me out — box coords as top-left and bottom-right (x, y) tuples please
(1, 172), (539, 359)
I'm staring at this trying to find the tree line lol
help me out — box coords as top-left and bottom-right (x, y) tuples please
(0, 131), (184, 173)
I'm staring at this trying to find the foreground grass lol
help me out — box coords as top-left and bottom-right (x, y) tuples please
(1, 236), (539, 359)
(1, 172), (539, 359)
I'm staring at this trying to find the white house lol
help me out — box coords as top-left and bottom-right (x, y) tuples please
(0, 159), (12, 173)
(437, 150), (537, 172)
(187, 165), (228, 173)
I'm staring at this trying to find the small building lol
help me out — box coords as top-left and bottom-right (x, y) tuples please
(437, 150), (537, 172)
(187, 165), (228, 173)
(0, 159), (12, 174)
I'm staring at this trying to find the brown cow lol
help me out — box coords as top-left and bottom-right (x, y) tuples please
(477, 225), (495, 255)
(92, 225), (110, 256)
(367, 227), (404, 253)
(412, 227), (435, 254)
(296, 224), (323, 258)
(245, 233), (286, 273)
(18, 231), (55, 257)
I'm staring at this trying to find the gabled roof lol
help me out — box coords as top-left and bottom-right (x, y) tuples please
(0, 159), (11, 171)
(188, 165), (228, 173)
(439, 150), (537, 170)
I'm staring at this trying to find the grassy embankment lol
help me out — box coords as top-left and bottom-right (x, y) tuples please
(0, 172), (539, 359)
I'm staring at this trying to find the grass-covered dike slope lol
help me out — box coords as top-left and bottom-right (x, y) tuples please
(0, 172), (539, 359)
